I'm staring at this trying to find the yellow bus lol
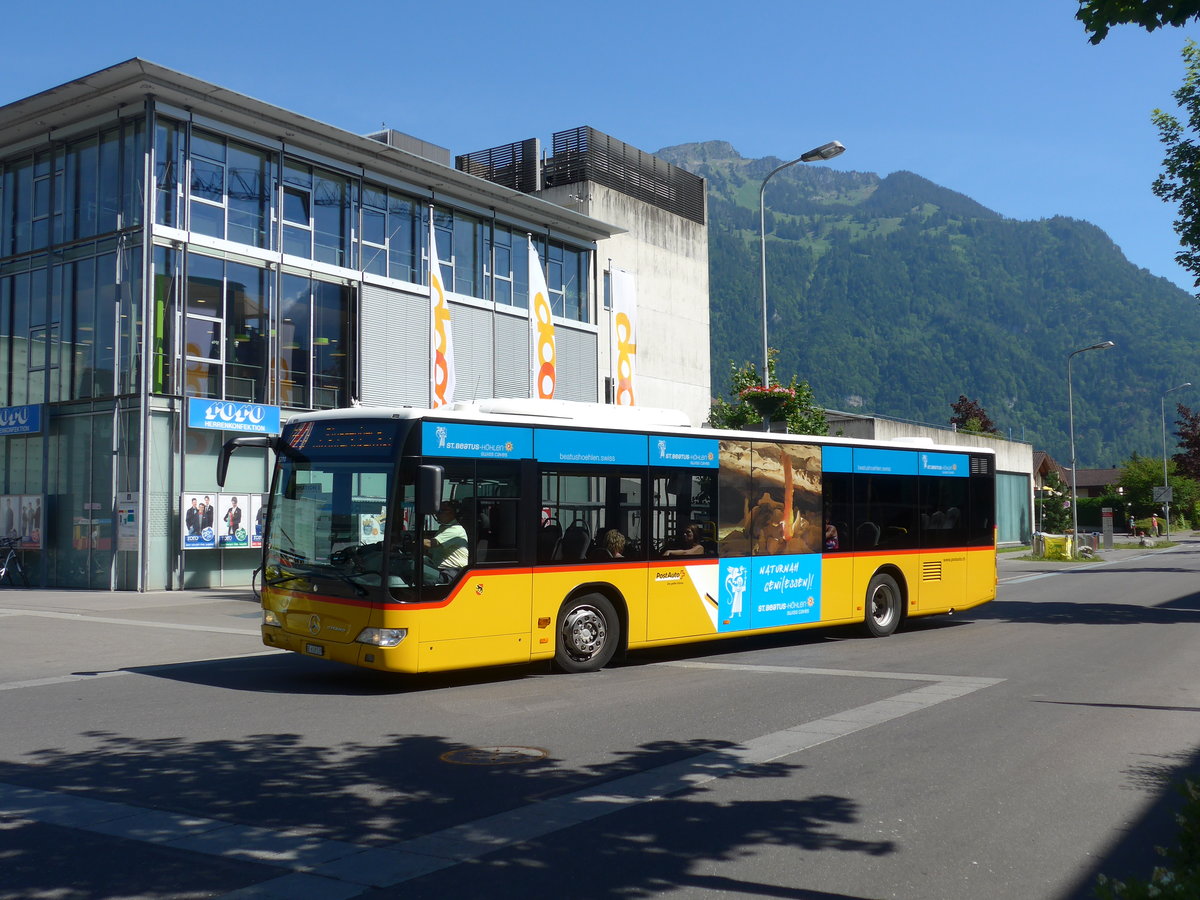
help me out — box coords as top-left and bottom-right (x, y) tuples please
(219, 399), (996, 675)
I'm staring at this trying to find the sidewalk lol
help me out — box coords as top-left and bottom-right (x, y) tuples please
(0, 585), (260, 632)
(999, 533), (1199, 578)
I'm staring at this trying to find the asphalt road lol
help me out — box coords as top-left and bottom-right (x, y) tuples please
(1, 540), (1198, 900)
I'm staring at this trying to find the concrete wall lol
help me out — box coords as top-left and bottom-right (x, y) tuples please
(538, 183), (711, 427)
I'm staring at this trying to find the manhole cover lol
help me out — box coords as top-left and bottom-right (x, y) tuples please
(440, 746), (547, 766)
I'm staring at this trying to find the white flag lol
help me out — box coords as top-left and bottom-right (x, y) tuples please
(610, 267), (637, 406)
(529, 240), (556, 399)
(429, 216), (455, 408)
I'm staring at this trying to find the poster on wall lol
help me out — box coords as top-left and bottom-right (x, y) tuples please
(218, 493), (249, 548)
(0, 494), (43, 549)
(249, 494), (266, 549)
(181, 493), (217, 550)
(117, 492), (139, 552)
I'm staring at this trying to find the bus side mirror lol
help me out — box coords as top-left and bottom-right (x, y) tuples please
(418, 465), (444, 514)
(218, 435), (279, 487)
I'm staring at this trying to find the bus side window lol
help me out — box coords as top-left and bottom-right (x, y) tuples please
(822, 472), (852, 553)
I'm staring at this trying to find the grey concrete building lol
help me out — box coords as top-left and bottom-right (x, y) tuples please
(0, 60), (710, 590)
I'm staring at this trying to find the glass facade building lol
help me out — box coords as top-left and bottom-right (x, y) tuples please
(0, 60), (621, 589)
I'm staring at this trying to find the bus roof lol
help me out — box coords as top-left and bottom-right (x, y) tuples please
(282, 399), (995, 458)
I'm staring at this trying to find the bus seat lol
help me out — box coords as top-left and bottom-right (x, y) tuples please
(856, 522), (880, 548)
(538, 520), (563, 562)
(561, 521), (592, 560)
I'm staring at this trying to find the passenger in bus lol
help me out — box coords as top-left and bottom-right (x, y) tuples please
(604, 529), (627, 559)
(663, 524), (706, 558)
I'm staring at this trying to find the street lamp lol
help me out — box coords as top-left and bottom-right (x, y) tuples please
(759, 141), (846, 389)
(1161, 381), (1191, 541)
(1068, 340), (1115, 556)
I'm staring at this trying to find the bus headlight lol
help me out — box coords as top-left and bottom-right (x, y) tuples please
(357, 627), (408, 647)
(263, 609), (282, 627)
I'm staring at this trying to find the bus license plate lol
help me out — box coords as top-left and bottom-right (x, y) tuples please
(305, 643), (325, 657)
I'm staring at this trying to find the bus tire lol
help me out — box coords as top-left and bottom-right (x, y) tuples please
(554, 593), (620, 673)
(862, 572), (902, 638)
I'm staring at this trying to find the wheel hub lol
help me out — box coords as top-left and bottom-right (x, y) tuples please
(563, 606), (606, 658)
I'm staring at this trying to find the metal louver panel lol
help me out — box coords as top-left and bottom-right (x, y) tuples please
(359, 283), (428, 407)
(922, 561), (943, 582)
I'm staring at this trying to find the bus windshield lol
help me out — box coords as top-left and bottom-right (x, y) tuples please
(264, 418), (409, 600)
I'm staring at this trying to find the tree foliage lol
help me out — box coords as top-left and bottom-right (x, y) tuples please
(1153, 39), (1200, 294)
(949, 395), (999, 435)
(1076, 0), (1200, 44)
(1119, 450), (1200, 521)
(1036, 470), (1072, 533)
(1173, 403), (1200, 477)
(707, 350), (828, 436)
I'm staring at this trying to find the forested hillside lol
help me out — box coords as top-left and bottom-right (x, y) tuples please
(658, 141), (1200, 467)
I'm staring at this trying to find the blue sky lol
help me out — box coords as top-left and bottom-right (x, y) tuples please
(5, 1), (1198, 291)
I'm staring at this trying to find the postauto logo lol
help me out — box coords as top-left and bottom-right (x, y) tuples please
(189, 398), (281, 434)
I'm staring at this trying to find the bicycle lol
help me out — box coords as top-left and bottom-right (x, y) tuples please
(0, 537), (29, 587)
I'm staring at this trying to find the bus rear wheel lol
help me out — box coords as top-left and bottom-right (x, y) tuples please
(863, 573), (902, 638)
(554, 594), (619, 673)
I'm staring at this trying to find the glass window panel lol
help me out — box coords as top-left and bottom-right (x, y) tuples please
(190, 200), (225, 239)
(186, 316), (221, 360)
(313, 172), (347, 266)
(155, 120), (182, 227)
(71, 259), (95, 399)
(362, 207), (385, 245)
(186, 253), (223, 316)
(99, 128), (121, 233)
(69, 136), (99, 240)
(283, 187), (309, 225)
(190, 158), (224, 204)
(283, 225), (311, 258)
(312, 279), (350, 409)
(283, 161), (311, 189)
(191, 130), (226, 163)
(227, 142), (272, 248)
(123, 119), (146, 229)
(388, 194), (417, 281)
(94, 259), (116, 398)
(183, 359), (220, 398)
(152, 246), (177, 395)
(225, 262), (268, 403)
(279, 274), (311, 408)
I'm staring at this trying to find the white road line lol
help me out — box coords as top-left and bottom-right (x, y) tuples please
(0, 661), (1003, 899)
(0, 607), (260, 636)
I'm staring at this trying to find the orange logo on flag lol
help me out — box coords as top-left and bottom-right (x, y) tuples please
(614, 311), (636, 406)
(431, 273), (452, 408)
(533, 289), (556, 399)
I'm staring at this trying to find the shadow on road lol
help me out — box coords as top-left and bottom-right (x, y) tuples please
(0, 702), (896, 898)
(965, 593), (1200, 627)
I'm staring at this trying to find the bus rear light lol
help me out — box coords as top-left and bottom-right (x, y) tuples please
(263, 610), (282, 628)
(357, 628), (408, 648)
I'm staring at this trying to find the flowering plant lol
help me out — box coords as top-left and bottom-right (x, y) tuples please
(738, 385), (795, 400)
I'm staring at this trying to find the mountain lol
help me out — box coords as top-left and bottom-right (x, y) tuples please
(657, 141), (1200, 468)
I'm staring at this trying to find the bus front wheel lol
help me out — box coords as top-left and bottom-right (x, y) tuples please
(863, 573), (902, 638)
(554, 594), (620, 673)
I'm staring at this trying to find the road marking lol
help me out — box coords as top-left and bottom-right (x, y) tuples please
(999, 546), (1179, 584)
(0, 661), (1003, 899)
(0, 651), (280, 692)
(0, 607), (260, 636)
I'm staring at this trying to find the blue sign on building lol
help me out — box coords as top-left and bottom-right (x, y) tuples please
(0, 404), (42, 436)
(188, 399), (281, 435)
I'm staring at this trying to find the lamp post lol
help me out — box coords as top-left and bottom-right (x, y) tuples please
(1161, 382), (1191, 541)
(1068, 340), (1115, 556)
(759, 140), (845, 388)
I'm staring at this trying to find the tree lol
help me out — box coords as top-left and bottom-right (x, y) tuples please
(1153, 40), (1200, 294)
(1077, 1), (1200, 44)
(1118, 450), (1200, 523)
(1037, 470), (1072, 533)
(1173, 403), (1200, 478)
(949, 395), (999, 435)
(707, 351), (828, 436)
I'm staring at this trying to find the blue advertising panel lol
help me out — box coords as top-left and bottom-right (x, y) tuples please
(716, 554), (822, 632)
(651, 436), (719, 468)
(0, 404), (42, 436)
(854, 448), (917, 475)
(422, 422), (533, 459)
(534, 429), (648, 466)
(822, 445), (853, 473)
(188, 398), (281, 435)
(920, 452), (969, 477)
